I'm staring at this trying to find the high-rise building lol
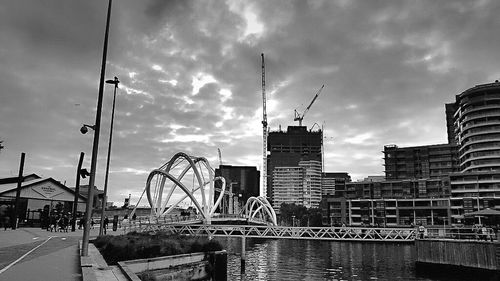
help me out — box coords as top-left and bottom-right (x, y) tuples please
(452, 82), (500, 173)
(272, 166), (304, 211)
(272, 160), (322, 212)
(214, 165), (260, 214)
(267, 125), (322, 204)
(299, 160), (322, 209)
(448, 81), (500, 223)
(383, 144), (459, 180)
(445, 103), (458, 145)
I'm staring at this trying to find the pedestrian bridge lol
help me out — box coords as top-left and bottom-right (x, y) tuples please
(123, 223), (418, 243)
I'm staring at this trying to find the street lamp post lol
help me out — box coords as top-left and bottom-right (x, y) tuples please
(99, 77), (119, 236)
(81, 0), (113, 257)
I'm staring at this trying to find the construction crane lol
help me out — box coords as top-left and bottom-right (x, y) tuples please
(261, 53), (268, 198)
(294, 84), (325, 126)
(217, 148), (223, 166)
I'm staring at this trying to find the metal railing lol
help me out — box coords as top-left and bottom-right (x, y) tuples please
(123, 224), (417, 242)
(421, 227), (496, 241)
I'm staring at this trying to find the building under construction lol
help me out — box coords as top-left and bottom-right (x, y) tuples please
(267, 125), (323, 211)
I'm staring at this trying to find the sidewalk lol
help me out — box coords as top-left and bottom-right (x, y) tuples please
(0, 227), (120, 281)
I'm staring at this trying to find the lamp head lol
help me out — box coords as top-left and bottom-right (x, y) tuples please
(80, 168), (90, 179)
(105, 76), (120, 86)
(80, 124), (95, 134)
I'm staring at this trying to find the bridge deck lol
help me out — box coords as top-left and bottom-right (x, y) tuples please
(124, 223), (417, 242)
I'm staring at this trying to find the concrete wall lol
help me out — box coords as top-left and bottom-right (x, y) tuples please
(416, 239), (500, 271)
(118, 251), (227, 281)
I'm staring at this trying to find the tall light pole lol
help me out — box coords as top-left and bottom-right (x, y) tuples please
(99, 76), (119, 236)
(81, 0), (113, 257)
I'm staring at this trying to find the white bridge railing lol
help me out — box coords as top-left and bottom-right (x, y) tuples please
(123, 224), (417, 242)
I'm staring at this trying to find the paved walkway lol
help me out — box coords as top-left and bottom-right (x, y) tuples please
(0, 227), (121, 281)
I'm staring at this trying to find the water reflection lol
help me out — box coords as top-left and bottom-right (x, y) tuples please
(214, 237), (486, 281)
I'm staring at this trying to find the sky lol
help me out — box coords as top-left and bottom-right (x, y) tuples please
(1, 0), (500, 207)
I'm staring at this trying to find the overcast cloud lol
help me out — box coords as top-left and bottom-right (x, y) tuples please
(1, 0), (500, 205)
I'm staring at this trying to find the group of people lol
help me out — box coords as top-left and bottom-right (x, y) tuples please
(47, 214), (71, 232)
(472, 224), (495, 241)
(1, 210), (136, 233)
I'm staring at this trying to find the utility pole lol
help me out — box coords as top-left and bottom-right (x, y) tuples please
(72, 152), (85, 232)
(82, 0), (113, 257)
(13, 152), (25, 229)
(99, 76), (120, 236)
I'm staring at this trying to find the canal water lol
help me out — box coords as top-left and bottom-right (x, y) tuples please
(214, 237), (492, 281)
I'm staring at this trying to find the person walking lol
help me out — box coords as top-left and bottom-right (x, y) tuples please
(3, 215), (10, 230)
(103, 216), (109, 234)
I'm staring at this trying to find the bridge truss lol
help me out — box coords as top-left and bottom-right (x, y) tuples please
(124, 224), (417, 242)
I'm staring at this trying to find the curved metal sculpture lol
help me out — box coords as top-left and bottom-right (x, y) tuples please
(145, 152), (226, 223)
(243, 196), (277, 226)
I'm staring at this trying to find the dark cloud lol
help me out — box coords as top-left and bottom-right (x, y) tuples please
(2, 0), (500, 204)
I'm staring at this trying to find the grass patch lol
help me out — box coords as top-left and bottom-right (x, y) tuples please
(92, 231), (223, 265)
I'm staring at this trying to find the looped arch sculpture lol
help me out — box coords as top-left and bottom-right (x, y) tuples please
(145, 152), (225, 223)
(243, 196), (277, 226)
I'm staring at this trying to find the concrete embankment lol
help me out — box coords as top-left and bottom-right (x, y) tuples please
(80, 241), (227, 281)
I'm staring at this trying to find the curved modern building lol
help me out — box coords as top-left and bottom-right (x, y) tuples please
(453, 81), (500, 172)
(449, 81), (500, 222)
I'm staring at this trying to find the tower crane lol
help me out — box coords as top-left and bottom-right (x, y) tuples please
(294, 84), (325, 126)
(261, 53), (268, 198)
(217, 148), (223, 166)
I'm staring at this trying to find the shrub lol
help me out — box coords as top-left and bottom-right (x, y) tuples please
(92, 232), (223, 265)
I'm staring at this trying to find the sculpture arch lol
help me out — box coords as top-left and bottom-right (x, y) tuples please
(243, 196), (277, 226)
(144, 152), (225, 223)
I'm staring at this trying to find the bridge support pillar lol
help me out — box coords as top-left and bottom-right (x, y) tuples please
(241, 236), (246, 274)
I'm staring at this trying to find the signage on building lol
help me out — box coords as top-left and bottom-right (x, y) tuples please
(32, 184), (63, 199)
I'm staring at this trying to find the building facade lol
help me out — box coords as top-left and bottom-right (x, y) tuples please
(214, 165), (260, 214)
(321, 172), (351, 197)
(272, 160), (322, 212)
(299, 160), (322, 209)
(267, 125), (322, 205)
(448, 81), (500, 223)
(0, 175), (87, 227)
(383, 143), (459, 180)
(322, 178), (451, 226)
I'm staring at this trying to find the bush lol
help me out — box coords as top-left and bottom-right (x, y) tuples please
(92, 232), (223, 265)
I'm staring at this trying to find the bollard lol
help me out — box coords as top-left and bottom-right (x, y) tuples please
(241, 235), (246, 274)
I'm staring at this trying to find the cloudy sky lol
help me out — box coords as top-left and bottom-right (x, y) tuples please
(1, 0), (500, 206)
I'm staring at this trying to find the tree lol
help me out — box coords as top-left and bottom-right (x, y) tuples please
(307, 208), (324, 227)
(279, 203), (324, 227)
(279, 203), (308, 226)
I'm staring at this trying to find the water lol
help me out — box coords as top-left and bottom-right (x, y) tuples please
(214, 237), (495, 281)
